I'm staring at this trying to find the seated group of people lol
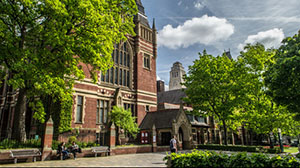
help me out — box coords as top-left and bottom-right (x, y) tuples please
(58, 141), (82, 160)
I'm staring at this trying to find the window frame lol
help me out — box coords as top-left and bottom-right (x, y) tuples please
(76, 95), (84, 123)
(96, 99), (109, 124)
(143, 53), (151, 69)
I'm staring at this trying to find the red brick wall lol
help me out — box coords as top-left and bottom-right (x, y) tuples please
(137, 105), (146, 125)
(157, 146), (170, 152)
(111, 146), (152, 155)
(136, 51), (157, 93)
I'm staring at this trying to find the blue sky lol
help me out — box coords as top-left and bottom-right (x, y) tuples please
(141, 0), (300, 89)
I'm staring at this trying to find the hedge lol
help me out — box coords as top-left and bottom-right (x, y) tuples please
(0, 139), (41, 149)
(196, 144), (281, 154)
(165, 150), (300, 168)
(52, 139), (100, 150)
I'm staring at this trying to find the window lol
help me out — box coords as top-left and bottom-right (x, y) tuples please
(143, 54), (150, 69)
(110, 68), (113, 83)
(123, 69), (126, 86)
(102, 42), (130, 87)
(127, 71), (130, 87)
(115, 68), (118, 84)
(119, 69), (122, 85)
(76, 96), (83, 123)
(96, 132), (106, 146)
(96, 100), (109, 124)
(105, 69), (109, 82)
(124, 103), (136, 117)
(145, 105), (150, 112)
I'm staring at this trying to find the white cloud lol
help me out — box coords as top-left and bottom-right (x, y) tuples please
(158, 15), (234, 49)
(238, 28), (285, 50)
(177, 1), (182, 6)
(194, 2), (203, 10)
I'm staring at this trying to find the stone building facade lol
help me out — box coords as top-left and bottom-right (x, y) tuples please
(169, 62), (186, 91)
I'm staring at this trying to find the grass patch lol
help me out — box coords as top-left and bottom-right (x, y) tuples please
(284, 147), (298, 153)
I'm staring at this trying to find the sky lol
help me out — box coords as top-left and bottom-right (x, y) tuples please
(141, 0), (300, 89)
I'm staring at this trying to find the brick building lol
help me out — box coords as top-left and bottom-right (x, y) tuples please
(60, 0), (158, 145)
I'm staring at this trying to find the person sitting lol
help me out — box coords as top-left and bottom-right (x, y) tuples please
(58, 142), (69, 160)
(71, 141), (81, 159)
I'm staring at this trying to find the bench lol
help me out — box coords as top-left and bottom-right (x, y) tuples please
(10, 149), (41, 164)
(91, 146), (110, 157)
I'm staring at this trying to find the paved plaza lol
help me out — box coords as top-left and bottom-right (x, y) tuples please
(0, 152), (168, 167)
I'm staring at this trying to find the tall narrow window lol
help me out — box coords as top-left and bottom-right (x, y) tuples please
(104, 101), (108, 123)
(115, 68), (118, 84)
(105, 69), (109, 82)
(120, 52), (123, 65)
(97, 100), (109, 124)
(76, 96), (83, 123)
(124, 52), (127, 66)
(119, 69), (122, 85)
(100, 100), (104, 123)
(144, 54), (150, 69)
(127, 71), (130, 87)
(127, 53), (130, 67)
(101, 72), (105, 82)
(112, 50), (114, 62)
(123, 69), (126, 86)
(110, 68), (113, 83)
(96, 100), (100, 124)
(116, 49), (119, 64)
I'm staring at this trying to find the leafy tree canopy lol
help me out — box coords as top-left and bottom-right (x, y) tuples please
(110, 106), (139, 138)
(237, 43), (300, 137)
(0, 0), (137, 141)
(183, 50), (249, 145)
(265, 31), (300, 115)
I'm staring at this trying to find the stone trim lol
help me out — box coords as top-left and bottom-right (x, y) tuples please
(136, 89), (157, 97)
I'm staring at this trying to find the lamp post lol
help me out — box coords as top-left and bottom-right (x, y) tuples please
(278, 128), (284, 152)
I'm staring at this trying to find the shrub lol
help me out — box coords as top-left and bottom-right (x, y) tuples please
(296, 153), (300, 159)
(197, 144), (260, 152)
(0, 139), (41, 149)
(52, 140), (99, 150)
(68, 136), (77, 143)
(52, 140), (61, 150)
(196, 144), (281, 154)
(165, 150), (300, 168)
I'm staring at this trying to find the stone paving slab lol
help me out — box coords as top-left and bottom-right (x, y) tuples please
(0, 152), (168, 167)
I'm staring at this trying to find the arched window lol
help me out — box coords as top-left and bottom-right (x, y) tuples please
(101, 42), (131, 88)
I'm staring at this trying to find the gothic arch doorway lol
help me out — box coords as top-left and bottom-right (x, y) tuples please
(178, 124), (190, 149)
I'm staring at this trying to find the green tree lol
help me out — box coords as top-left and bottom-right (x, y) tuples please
(0, 0), (137, 142)
(183, 51), (248, 145)
(110, 106), (139, 144)
(238, 43), (300, 146)
(265, 31), (300, 116)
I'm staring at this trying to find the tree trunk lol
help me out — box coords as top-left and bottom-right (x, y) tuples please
(232, 132), (235, 145)
(222, 120), (228, 145)
(12, 88), (27, 142)
(269, 132), (274, 149)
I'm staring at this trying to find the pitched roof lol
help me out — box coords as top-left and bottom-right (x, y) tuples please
(136, 0), (145, 15)
(134, 0), (150, 27)
(157, 102), (193, 111)
(139, 109), (180, 130)
(157, 89), (186, 104)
